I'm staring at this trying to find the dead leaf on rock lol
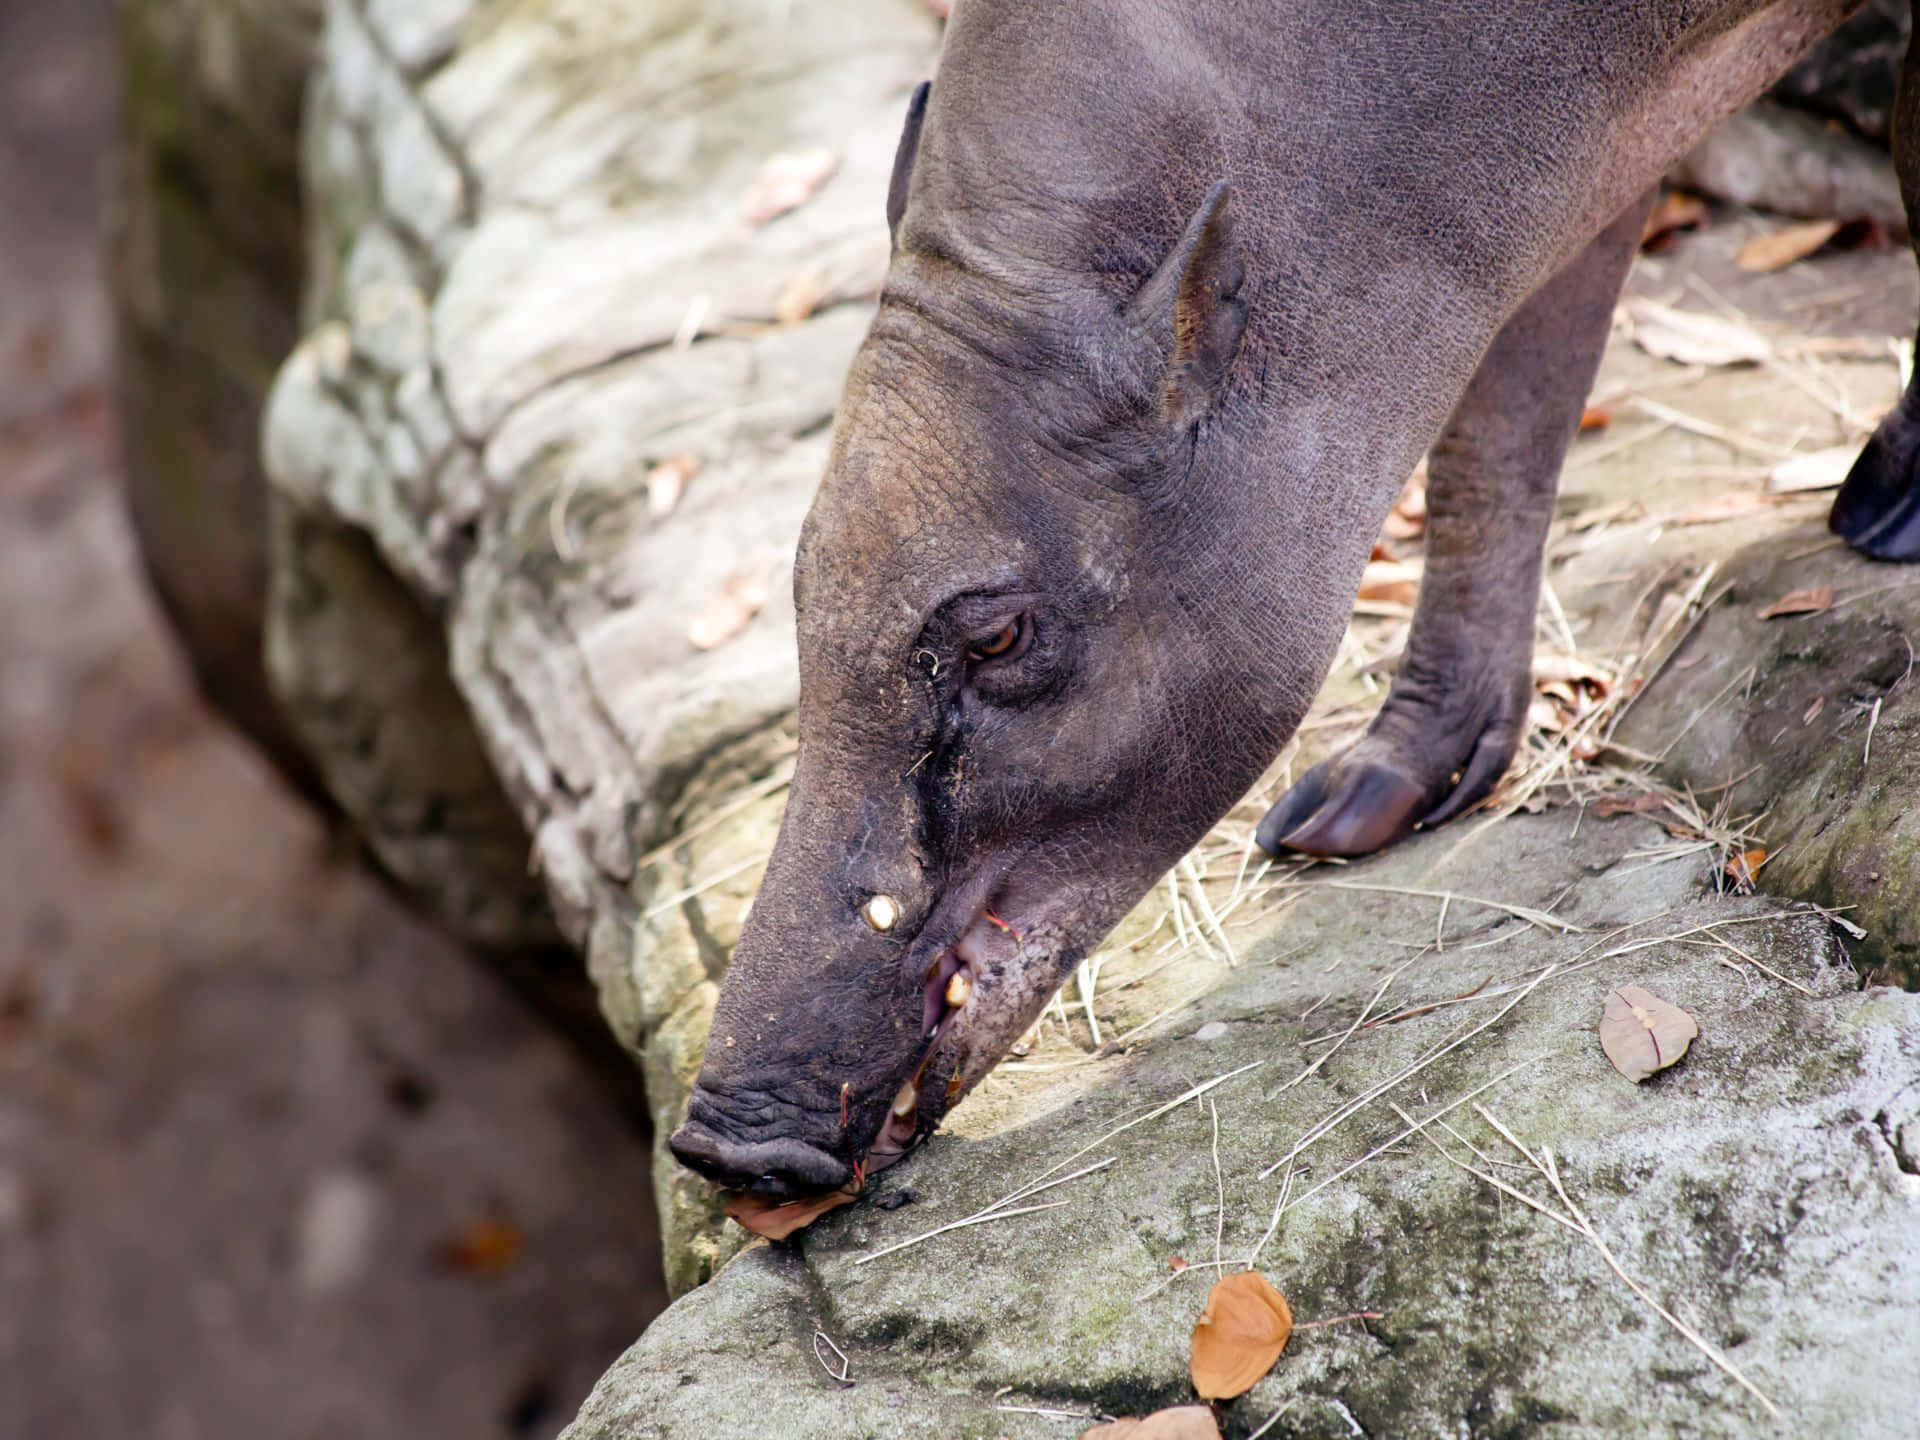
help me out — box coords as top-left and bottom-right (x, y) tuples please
(688, 565), (774, 651)
(1640, 189), (1710, 252)
(1190, 1269), (1292, 1401)
(1758, 584), (1833, 620)
(647, 453), (700, 518)
(1380, 462), (1427, 542)
(1724, 847), (1769, 888)
(1356, 558), (1421, 609)
(1080, 1408), (1221, 1440)
(774, 267), (828, 326)
(1578, 404), (1612, 431)
(724, 1188), (856, 1241)
(741, 147), (840, 225)
(1599, 984), (1699, 1083)
(1768, 445), (1856, 494)
(1622, 297), (1771, 368)
(1735, 219), (1842, 274)
(1735, 216), (1881, 274)
(441, 1216), (523, 1274)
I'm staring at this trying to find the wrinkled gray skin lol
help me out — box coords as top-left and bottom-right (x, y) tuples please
(672, 0), (1920, 1200)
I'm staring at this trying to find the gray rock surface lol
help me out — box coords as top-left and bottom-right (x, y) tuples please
(568, 801), (1920, 1439)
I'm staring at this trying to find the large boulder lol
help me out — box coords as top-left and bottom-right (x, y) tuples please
(566, 797), (1920, 1439)
(259, 0), (941, 1289)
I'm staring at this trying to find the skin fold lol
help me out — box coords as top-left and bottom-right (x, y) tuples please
(670, 0), (1916, 1201)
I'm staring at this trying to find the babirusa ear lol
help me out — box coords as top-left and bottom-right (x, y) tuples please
(1127, 180), (1248, 426)
(887, 82), (931, 246)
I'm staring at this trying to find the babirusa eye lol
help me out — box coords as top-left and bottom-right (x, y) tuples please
(968, 615), (1027, 661)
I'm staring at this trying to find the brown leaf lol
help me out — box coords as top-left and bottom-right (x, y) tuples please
(647, 453), (700, 518)
(1735, 218), (1842, 274)
(688, 566), (773, 650)
(1725, 847), (1768, 886)
(1081, 1407), (1221, 1440)
(1639, 190), (1710, 252)
(773, 267), (828, 326)
(1598, 985), (1699, 1083)
(1622, 297), (1771, 368)
(1355, 559), (1421, 609)
(1190, 1269), (1292, 1400)
(1758, 584), (1834, 620)
(1593, 792), (1666, 818)
(724, 1188), (856, 1241)
(57, 743), (125, 858)
(441, 1216), (523, 1274)
(1380, 463), (1428, 542)
(740, 148), (840, 225)
(1532, 652), (1613, 693)
(1578, 404), (1611, 431)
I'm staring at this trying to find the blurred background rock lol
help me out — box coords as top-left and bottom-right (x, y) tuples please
(1, 4), (665, 1438)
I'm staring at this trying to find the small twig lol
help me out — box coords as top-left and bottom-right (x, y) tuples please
(1209, 1097), (1226, 1272)
(1863, 697), (1883, 766)
(1294, 1311), (1384, 1332)
(812, 1331), (852, 1385)
(1246, 1400), (1297, 1440)
(850, 1199), (1072, 1267)
(1302, 879), (1581, 935)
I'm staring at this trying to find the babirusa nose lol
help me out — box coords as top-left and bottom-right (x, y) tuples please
(668, 1119), (852, 1198)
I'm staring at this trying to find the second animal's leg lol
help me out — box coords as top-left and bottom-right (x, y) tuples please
(1829, 13), (1920, 560)
(1257, 190), (1656, 858)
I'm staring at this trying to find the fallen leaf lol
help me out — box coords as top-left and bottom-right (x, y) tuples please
(1666, 491), (1775, 526)
(1167, 1255), (1189, 1271)
(741, 147), (840, 225)
(1621, 297), (1771, 368)
(1594, 792), (1666, 818)
(688, 566), (773, 650)
(1080, 1409), (1221, 1440)
(57, 743), (124, 858)
(1190, 1269), (1293, 1400)
(1735, 218), (1842, 273)
(441, 1216), (523, 1274)
(1768, 446), (1856, 494)
(1578, 404), (1612, 431)
(774, 267), (828, 325)
(1380, 462), (1428, 542)
(1598, 985), (1699, 1083)
(1533, 652), (1613, 692)
(1724, 847), (1768, 886)
(1758, 583), (1834, 620)
(724, 1188), (856, 1241)
(1356, 558), (1421, 608)
(1639, 190), (1710, 252)
(647, 453), (700, 518)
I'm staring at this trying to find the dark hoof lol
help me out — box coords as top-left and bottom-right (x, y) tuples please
(1832, 420), (1920, 562)
(1257, 760), (1424, 857)
(1256, 720), (1520, 860)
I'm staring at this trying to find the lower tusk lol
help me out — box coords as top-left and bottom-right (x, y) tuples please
(945, 970), (973, 1008)
(891, 1080), (919, 1118)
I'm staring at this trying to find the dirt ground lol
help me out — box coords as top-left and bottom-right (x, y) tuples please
(0, 6), (666, 1439)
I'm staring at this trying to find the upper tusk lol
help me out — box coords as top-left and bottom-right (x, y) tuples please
(861, 893), (900, 932)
